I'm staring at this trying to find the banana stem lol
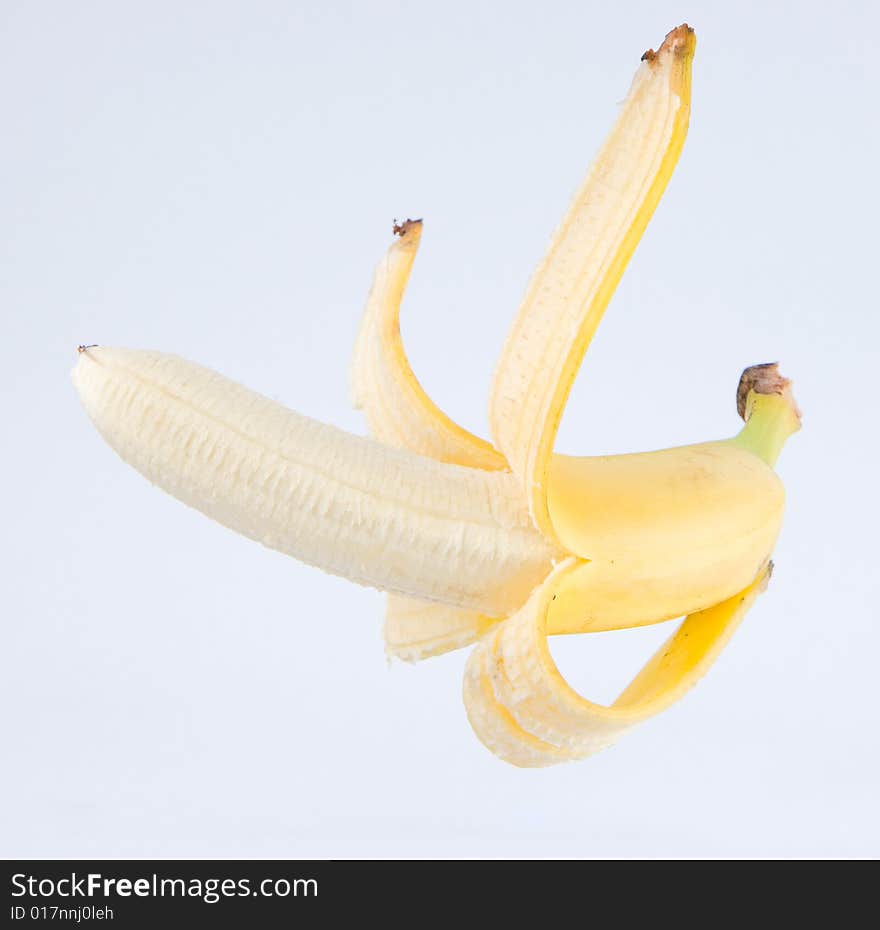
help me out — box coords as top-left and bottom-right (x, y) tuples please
(731, 363), (801, 467)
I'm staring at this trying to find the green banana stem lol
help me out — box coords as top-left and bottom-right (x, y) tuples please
(731, 363), (801, 467)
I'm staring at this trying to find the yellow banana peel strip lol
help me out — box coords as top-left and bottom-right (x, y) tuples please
(464, 559), (771, 767)
(351, 219), (505, 471)
(489, 25), (695, 541)
(384, 595), (497, 662)
(349, 221), (517, 652)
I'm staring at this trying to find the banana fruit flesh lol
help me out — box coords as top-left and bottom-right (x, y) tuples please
(73, 347), (556, 617)
(73, 24), (800, 766)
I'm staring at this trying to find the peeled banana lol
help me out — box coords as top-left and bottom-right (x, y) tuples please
(73, 24), (800, 766)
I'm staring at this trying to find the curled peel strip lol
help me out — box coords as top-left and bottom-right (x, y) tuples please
(464, 559), (772, 767)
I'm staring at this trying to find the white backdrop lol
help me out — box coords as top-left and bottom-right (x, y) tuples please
(2, 0), (878, 858)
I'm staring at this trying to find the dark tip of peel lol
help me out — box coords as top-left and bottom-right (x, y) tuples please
(393, 218), (423, 237)
(736, 362), (802, 424)
(77, 344), (98, 355)
(642, 23), (695, 61)
(737, 362), (784, 419)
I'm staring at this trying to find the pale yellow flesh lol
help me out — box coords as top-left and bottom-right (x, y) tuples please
(73, 347), (556, 617)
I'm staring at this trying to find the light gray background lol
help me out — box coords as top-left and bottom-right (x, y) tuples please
(3, 0), (878, 859)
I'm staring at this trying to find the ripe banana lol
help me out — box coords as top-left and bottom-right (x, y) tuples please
(73, 24), (800, 766)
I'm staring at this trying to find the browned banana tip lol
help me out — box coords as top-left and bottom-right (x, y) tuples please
(641, 23), (695, 61)
(392, 218), (423, 237)
(736, 362), (801, 421)
(77, 344), (98, 355)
